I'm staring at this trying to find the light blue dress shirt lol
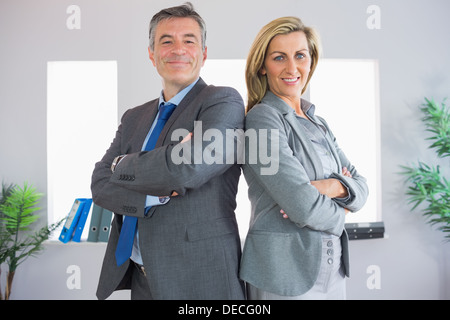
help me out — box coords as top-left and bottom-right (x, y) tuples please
(131, 78), (199, 265)
(295, 103), (350, 215)
(296, 103), (339, 179)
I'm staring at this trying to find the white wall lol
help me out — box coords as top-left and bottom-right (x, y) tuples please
(1, 0), (450, 299)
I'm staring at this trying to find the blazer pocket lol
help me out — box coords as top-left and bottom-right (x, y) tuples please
(248, 229), (293, 238)
(186, 217), (238, 242)
(243, 230), (297, 263)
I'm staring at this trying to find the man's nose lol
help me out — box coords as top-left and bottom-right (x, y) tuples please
(171, 42), (186, 55)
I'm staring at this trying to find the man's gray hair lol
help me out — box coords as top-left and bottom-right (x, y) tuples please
(149, 2), (207, 51)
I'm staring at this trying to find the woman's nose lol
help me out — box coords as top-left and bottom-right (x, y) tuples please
(285, 58), (298, 74)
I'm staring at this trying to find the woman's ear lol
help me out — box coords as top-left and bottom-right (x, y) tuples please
(260, 66), (267, 75)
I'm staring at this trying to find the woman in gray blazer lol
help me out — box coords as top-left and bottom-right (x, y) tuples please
(239, 16), (369, 299)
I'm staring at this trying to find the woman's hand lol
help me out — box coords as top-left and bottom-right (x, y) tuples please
(310, 167), (352, 198)
(310, 179), (347, 198)
(342, 166), (352, 178)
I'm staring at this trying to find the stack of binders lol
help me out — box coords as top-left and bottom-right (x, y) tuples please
(345, 221), (385, 240)
(59, 198), (93, 243)
(87, 204), (113, 242)
(58, 199), (112, 243)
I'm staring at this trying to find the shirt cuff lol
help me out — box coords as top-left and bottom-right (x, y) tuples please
(145, 195), (170, 208)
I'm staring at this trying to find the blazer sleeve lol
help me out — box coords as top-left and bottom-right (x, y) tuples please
(91, 109), (148, 217)
(109, 86), (245, 197)
(244, 104), (346, 236)
(318, 116), (369, 213)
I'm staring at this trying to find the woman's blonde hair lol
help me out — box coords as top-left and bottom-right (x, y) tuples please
(245, 16), (321, 112)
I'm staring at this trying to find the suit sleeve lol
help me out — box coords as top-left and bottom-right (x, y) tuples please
(91, 109), (147, 217)
(244, 105), (346, 236)
(109, 86), (245, 197)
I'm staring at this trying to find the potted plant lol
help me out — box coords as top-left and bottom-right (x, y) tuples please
(0, 182), (63, 300)
(400, 98), (450, 240)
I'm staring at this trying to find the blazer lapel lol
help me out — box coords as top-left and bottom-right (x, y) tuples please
(284, 112), (324, 179)
(262, 92), (324, 179)
(156, 78), (208, 147)
(128, 99), (159, 153)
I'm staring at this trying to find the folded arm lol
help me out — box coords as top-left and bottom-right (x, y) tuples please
(318, 116), (369, 213)
(282, 167), (352, 218)
(110, 87), (245, 197)
(91, 110), (148, 217)
(244, 105), (346, 236)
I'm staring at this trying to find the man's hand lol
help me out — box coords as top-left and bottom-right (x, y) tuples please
(180, 132), (193, 143)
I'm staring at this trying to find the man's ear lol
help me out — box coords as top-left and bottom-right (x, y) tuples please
(148, 47), (156, 67)
(201, 46), (208, 67)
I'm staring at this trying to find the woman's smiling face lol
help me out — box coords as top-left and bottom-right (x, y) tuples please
(261, 31), (311, 107)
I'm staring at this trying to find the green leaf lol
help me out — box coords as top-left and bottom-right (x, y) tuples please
(420, 98), (450, 158)
(0, 183), (43, 233)
(399, 97), (450, 240)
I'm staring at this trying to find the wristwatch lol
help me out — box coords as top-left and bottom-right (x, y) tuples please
(111, 155), (126, 173)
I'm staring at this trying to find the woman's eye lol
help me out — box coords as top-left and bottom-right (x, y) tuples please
(274, 56), (284, 61)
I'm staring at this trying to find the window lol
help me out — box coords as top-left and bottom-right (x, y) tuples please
(309, 59), (380, 223)
(201, 59), (380, 239)
(47, 61), (118, 240)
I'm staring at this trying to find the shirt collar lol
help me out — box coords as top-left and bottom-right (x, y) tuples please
(158, 78), (199, 107)
(301, 98), (315, 117)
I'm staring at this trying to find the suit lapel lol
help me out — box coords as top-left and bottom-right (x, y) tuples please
(156, 78), (208, 147)
(127, 100), (159, 153)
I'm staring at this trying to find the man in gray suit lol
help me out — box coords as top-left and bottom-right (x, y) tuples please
(91, 3), (245, 300)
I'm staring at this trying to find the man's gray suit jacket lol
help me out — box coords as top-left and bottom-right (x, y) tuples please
(91, 78), (246, 299)
(239, 91), (369, 297)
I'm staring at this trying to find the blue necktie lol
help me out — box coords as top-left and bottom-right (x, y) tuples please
(115, 102), (177, 266)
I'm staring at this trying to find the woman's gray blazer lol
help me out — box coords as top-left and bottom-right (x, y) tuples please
(239, 91), (369, 296)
